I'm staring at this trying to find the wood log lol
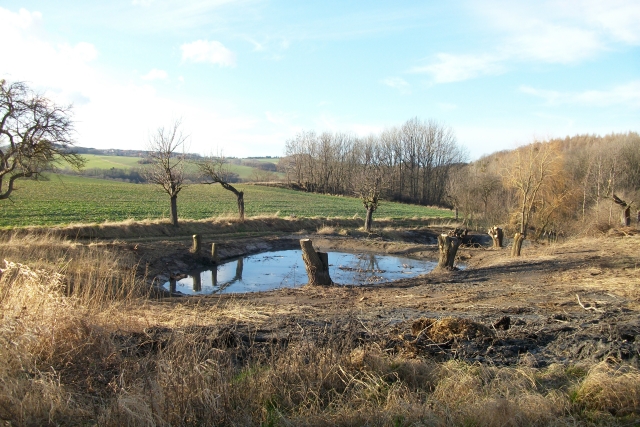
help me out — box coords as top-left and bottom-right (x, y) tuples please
(437, 234), (461, 269)
(488, 226), (503, 248)
(300, 239), (332, 285)
(192, 234), (201, 253)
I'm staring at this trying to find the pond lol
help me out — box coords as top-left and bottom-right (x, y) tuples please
(164, 249), (438, 295)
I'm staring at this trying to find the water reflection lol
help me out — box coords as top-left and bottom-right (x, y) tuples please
(165, 250), (437, 295)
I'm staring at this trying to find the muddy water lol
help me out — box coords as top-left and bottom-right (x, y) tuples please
(164, 249), (437, 295)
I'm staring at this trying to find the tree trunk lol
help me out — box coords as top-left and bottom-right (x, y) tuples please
(623, 206), (631, 226)
(170, 195), (178, 226)
(488, 226), (503, 248)
(364, 206), (374, 232)
(437, 234), (461, 270)
(237, 191), (245, 221)
(511, 233), (524, 257)
(300, 239), (332, 286)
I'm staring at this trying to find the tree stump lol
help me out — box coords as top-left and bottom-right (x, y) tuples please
(300, 239), (332, 285)
(437, 234), (461, 270)
(488, 226), (503, 248)
(511, 233), (524, 257)
(192, 234), (201, 253)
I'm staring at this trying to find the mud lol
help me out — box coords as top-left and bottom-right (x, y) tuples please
(129, 229), (640, 368)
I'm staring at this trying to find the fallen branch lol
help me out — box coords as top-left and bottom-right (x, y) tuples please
(576, 294), (604, 313)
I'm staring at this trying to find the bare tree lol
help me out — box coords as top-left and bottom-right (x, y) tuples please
(143, 120), (188, 226)
(0, 79), (84, 200)
(501, 141), (561, 256)
(354, 137), (384, 232)
(197, 155), (245, 221)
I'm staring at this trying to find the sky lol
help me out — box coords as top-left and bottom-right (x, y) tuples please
(2, 1), (639, 159)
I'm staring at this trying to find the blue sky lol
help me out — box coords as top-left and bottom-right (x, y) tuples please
(2, 1), (638, 159)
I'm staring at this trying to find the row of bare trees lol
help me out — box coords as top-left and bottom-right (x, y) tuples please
(280, 118), (467, 207)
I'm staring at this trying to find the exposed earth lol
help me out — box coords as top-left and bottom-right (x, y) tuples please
(126, 228), (640, 369)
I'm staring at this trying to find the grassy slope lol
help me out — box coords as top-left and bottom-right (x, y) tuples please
(0, 174), (452, 227)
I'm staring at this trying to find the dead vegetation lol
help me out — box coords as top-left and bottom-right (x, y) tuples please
(0, 229), (639, 426)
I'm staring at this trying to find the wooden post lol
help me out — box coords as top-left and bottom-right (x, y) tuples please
(211, 243), (219, 263)
(488, 226), (503, 248)
(169, 277), (176, 293)
(437, 234), (461, 270)
(300, 239), (332, 285)
(192, 234), (201, 253)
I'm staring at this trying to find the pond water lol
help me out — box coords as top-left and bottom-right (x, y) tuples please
(164, 249), (438, 295)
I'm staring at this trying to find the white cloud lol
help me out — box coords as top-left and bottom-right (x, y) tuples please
(142, 68), (168, 81)
(520, 81), (640, 108)
(0, 6), (287, 157)
(575, 0), (640, 45)
(1, 7), (42, 30)
(413, 1), (637, 84)
(180, 40), (236, 66)
(410, 53), (505, 83)
(381, 77), (410, 93)
(507, 23), (604, 64)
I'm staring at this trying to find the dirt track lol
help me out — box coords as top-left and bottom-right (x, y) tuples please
(133, 230), (640, 368)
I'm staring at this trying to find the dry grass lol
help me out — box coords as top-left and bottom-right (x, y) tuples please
(0, 232), (638, 426)
(0, 215), (442, 241)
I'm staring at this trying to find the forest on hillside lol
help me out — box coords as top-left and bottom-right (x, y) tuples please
(277, 119), (639, 237)
(450, 132), (640, 236)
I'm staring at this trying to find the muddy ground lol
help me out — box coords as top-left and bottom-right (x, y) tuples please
(128, 228), (640, 368)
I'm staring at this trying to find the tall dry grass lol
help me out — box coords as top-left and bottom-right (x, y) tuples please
(0, 233), (638, 426)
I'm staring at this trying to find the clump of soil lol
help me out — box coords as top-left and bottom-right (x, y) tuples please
(412, 316), (495, 342)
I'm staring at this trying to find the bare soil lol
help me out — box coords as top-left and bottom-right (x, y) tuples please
(129, 228), (640, 369)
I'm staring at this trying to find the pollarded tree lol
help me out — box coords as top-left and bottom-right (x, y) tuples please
(501, 141), (562, 256)
(354, 137), (385, 232)
(0, 79), (84, 199)
(196, 154), (245, 221)
(143, 120), (188, 226)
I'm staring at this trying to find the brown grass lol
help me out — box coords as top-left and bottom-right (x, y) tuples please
(0, 232), (638, 426)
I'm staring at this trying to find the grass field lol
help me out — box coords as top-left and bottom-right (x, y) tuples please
(0, 174), (452, 227)
(65, 154), (283, 181)
(73, 154), (144, 169)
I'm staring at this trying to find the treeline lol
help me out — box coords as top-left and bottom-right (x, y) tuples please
(450, 132), (640, 236)
(279, 117), (467, 206)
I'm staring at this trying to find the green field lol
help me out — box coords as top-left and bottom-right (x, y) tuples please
(0, 175), (452, 227)
(74, 154), (144, 169)
(66, 154), (282, 181)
